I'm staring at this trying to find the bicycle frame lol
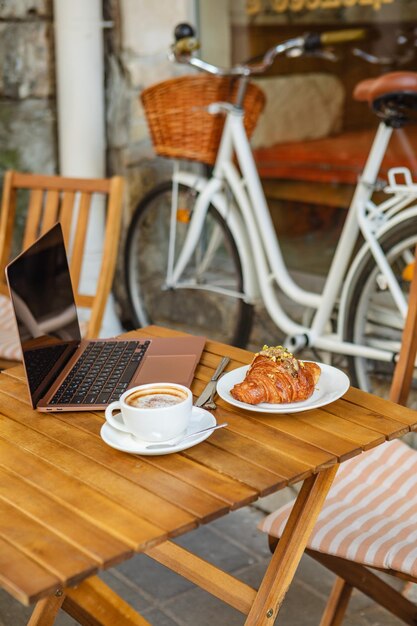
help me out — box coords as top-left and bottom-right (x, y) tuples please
(164, 102), (417, 362)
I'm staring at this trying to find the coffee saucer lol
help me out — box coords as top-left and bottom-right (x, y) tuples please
(100, 406), (216, 456)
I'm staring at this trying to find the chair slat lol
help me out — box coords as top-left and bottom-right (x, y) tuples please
(23, 189), (44, 248)
(0, 172), (16, 278)
(389, 245), (417, 405)
(85, 176), (124, 337)
(75, 294), (94, 308)
(41, 190), (61, 234)
(0, 170), (124, 366)
(12, 172), (111, 193)
(68, 192), (91, 293)
(58, 191), (75, 249)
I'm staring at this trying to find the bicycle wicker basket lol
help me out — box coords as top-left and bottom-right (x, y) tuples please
(141, 74), (266, 166)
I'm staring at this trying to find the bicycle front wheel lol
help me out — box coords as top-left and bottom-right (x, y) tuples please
(344, 215), (417, 405)
(124, 181), (253, 347)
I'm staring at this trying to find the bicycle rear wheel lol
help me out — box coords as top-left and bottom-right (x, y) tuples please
(343, 215), (417, 405)
(124, 181), (253, 347)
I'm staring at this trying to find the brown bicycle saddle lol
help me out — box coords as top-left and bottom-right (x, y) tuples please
(354, 72), (417, 104)
(353, 72), (417, 125)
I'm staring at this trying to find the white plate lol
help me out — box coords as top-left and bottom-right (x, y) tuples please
(217, 362), (350, 414)
(100, 406), (216, 455)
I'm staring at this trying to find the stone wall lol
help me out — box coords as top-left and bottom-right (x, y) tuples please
(0, 0), (194, 211)
(0, 0), (56, 178)
(105, 0), (195, 228)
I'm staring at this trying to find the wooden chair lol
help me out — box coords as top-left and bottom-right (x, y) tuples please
(0, 170), (124, 367)
(259, 245), (417, 626)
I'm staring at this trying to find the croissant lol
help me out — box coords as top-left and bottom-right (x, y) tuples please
(231, 346), (321, 405)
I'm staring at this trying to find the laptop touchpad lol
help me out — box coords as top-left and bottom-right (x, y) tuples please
(135, 355), (197, 387)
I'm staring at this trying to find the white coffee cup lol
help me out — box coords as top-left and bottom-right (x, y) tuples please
(105, 382), (192, 442)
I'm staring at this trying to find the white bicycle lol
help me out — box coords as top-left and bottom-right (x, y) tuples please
(124, 23), (417, 397)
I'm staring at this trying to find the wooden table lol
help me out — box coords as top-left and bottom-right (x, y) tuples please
(1, 325), (417, 626)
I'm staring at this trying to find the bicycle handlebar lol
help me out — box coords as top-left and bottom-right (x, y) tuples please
(171, 24), (367, 77)
(311, 29), (367, 48)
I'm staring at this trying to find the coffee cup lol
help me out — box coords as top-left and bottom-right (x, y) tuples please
(105, 382), (192, 442)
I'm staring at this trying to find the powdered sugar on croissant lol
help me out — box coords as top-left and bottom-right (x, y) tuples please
(230, 345), (320, 405)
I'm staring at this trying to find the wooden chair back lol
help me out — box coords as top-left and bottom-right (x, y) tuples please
(389, 244), (417, 405)
(261, 247), (417, 626)
(312, 247), (417, 626)
(0, 170), (124, 338)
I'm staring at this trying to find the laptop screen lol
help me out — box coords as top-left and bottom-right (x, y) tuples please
(6, 223), (81, 405)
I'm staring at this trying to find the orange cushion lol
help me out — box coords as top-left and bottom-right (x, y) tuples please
(253, 127), (417, 185)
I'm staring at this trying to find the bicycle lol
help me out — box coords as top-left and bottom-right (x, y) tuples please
(123, 23), (417, 399)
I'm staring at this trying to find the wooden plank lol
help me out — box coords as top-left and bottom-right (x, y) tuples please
(345, 387), (417, 428)
(0, 376), (256, 506)
(323, 398), (410, 440)
(23, 189), (43, 248)
(0, 372), (34, 403)
(204, 428), (321, 484)
(41, 190), (60, 233)
(52, 413), (231, 523)
(59, 410), (257, 508)
(0, 466), (132, 567)
(58, 191), (75, 249)
(294, 407), (386, 450)
(213, 407), (336, 470)
(86, 175), (124, 338)
(12, 172), (111, 193)
(70, 191), (90, 293)
(0, 499), (98, 585)
(0, 437), (165, 550)
(0, 536), (61, 606)
(0, 365), (25, 381)
(183, 441), (288, 495)
(0, 389), (227, 525)
(0, 412), (195, 535)
(250, 412), (362, 462)
(143, 453), (257, 507)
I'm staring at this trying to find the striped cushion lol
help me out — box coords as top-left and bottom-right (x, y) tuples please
(259, 439), (417, 577)
(0, 294), (89, 363)
(0, 294), (22, 360)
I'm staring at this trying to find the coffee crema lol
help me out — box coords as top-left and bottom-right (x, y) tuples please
(126, 388), (186, 409)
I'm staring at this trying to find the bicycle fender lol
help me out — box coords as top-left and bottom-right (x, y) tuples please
(338, 204), (417, 336)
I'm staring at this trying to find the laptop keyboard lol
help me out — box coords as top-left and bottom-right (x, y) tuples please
(50, 340), (150, 406)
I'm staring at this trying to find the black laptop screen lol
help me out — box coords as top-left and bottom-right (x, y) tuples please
(6, 223), (81, 403)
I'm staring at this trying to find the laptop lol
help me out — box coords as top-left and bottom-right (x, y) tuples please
(5, 223), (205, 412)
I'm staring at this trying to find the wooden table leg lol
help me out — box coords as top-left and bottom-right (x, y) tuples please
(245, 465), (339, 626)
(27, 590), (65, 626)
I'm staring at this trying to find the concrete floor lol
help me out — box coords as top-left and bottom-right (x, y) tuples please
(0, 207), (411, 625)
